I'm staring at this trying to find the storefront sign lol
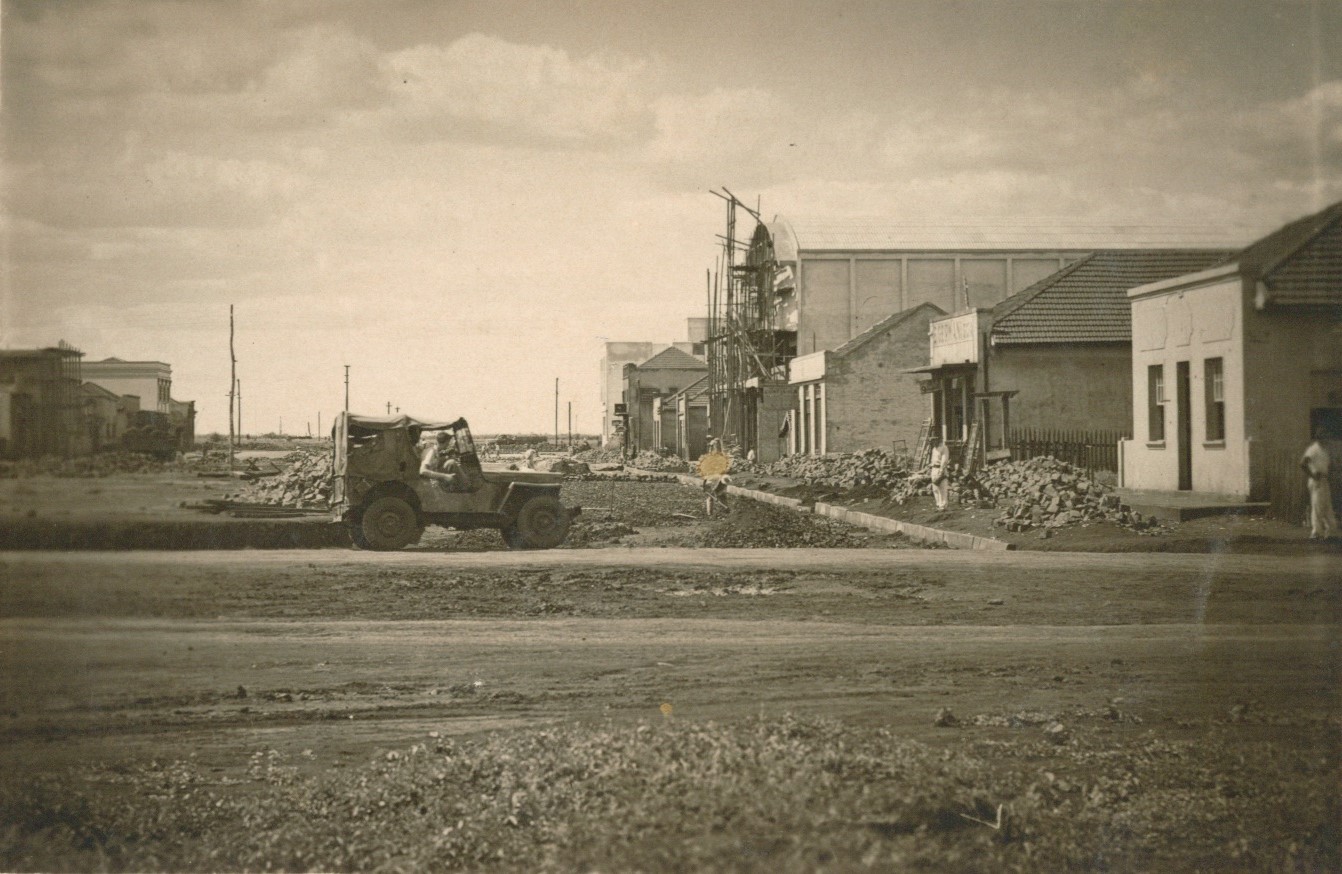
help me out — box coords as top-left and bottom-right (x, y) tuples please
(930, 311), (981, 366)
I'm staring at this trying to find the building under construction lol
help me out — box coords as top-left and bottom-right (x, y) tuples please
(705, 191), (796, 463)
(0, 341), (84, 458)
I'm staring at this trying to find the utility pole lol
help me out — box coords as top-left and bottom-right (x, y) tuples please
(344, 365), (350, 415)
(554, 378), (559, 447)
(386, 401), (391, 415)
(236, 378), (242, 443)
(317, 411), (321, 438)
(228, 305), (235, 469)
(567, 401), (572, 449)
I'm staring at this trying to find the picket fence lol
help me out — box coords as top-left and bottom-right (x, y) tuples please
(1006, 427), (1127, 474)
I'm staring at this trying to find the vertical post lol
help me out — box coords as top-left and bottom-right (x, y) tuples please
(236, 378), (241, 443)
(318, 411), (321, 438)
(554, 378), (559, 447)
(344, 365), (350, 415)
(386, 401), (391, 415)
(567, 401), (572, 449)
(228, 305), (235, 469)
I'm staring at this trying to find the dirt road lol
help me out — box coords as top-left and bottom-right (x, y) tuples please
(3, 548), (1337, 781)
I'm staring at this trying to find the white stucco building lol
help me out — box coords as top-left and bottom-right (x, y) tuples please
(1120, 202), (1342, 500)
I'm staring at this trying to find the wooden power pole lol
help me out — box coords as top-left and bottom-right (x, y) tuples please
(228, 305), (235, 469)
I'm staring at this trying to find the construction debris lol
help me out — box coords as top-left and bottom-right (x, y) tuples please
(761, 449), (914, 490)
(224, 448), (333, 508)
(976, 456), (1163, 533)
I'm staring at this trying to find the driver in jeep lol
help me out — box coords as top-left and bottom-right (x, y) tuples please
(421, 430), (464, 491)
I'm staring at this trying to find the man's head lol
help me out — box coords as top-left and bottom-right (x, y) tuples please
(436, 431), (451, 445)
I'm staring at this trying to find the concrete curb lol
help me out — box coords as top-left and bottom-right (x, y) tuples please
(813, 502), (1014, 551)
(670, 473), (1012, 551)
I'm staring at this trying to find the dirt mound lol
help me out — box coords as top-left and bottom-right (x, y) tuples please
(0, 452), (182, 479)
(692, 500), (909, 549)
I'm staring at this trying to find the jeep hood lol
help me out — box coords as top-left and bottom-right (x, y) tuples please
(481, 465), (564, 485)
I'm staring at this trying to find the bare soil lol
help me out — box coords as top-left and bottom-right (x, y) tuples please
(1, 471), (1339, 870)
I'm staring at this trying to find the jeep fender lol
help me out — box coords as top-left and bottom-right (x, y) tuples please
(499, 482), (563, 520)
(349, 480), (422, 522)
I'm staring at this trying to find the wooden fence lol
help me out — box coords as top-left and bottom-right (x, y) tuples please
(1007, 428), (1127, 474)
(1251, 441), (1319, 524)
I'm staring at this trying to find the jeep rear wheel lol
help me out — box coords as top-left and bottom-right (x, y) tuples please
(506, 495), (570, 549)
(359, 496), (422, 551)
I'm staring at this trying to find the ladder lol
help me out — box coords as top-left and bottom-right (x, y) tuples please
(914, 418), (933, 468)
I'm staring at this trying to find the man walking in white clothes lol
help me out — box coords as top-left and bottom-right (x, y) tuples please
(1301, 432), (1339, 540)
(928, 435), (951, 511)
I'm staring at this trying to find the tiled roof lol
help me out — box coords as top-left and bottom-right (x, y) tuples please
(832, 302), (947, 358)
(775, 216), (1255, 253)
(1237, 200), (1342, 308)
(636, 346), (708, 370)
(991, 249), (1234, 345)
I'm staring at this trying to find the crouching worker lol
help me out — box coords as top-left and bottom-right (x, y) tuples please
(703, 474), (732, 516)
(697, 448), (732, 516)
(422, 430), (464, 491)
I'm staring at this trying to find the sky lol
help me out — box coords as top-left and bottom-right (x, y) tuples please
(3, 0), (1340, 436)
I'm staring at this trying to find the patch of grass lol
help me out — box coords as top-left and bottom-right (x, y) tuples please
(1, 716), (1335, 872)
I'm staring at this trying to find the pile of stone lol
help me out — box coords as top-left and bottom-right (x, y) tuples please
(628, 451), (691, 473)
(227, 449), (333, 508)
(978, 456), (1161, 532)
(761, 449), (914, 490)
(572, 446), (626, 464)
(531, 457), (591, 475)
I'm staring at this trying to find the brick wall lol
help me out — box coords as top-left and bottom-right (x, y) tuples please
(989, 344), (1132, 433)
(822, 309), (937, 454)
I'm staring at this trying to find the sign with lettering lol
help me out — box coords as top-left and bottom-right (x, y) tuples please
(929, 311), (982, 366)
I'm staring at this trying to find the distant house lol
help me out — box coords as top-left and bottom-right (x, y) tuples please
(911, 249), (1234, 466)
(787, 302), (945, 456)
(0, 343), (84, 458)
(622, 346), (708, 453)
(656, 375), (711, 460)
(81, 356), (196, 451)
(599, 318), (708, 447)
(80, 381), (137, 450)
(1121, 201), (1342, 500)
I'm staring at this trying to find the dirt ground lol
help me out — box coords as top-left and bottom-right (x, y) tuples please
(728, 472), (1342, 555)
(1, 470), (1339, 869)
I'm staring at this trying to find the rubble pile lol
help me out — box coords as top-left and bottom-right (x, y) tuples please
(0, 452), (181, 479)
(694, 500), (898, 549)
(628, 451), (691, 473)
(572, 446), (626, 464)
(977, 456), (1161, 532)
(762, 449), (913, 490)
(227, 449), (333, 508)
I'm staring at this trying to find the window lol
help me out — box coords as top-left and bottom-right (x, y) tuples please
(1204, 358), (1225, 441)
(1148, 365), (1166, 442)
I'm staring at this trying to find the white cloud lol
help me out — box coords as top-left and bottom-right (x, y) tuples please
(384, 34), (655, 145)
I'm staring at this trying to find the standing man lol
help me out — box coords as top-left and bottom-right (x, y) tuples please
(928, 435), (951, 511)
(1301, 431), (1339, 540)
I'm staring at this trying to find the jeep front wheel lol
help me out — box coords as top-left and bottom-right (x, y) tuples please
(505, 495), (570, 549)
(359, 496), (422, 551)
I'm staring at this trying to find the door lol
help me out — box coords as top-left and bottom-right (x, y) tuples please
(1176, 361), (1192, 491)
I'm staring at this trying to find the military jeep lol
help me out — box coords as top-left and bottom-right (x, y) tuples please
(332, 412), (579, 551)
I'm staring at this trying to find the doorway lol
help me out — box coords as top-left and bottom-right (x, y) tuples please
(1176, 361), (1192, 491)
